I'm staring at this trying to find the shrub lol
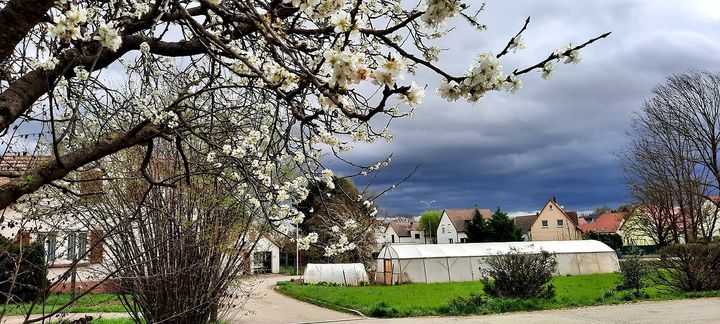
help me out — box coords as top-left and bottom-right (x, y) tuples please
(618, 254), (650, 296)
(439, 293), (486, 315)
(0, 236), (49, 303)
(480, 248), (557, 299)
(655, 243), (720, 292)
(368, 301), (400, 317)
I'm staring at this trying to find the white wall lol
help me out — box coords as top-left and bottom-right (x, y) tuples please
(437, 212), (462, 244)
(384, 226), (424, 244)
(251, 237), (280, 274)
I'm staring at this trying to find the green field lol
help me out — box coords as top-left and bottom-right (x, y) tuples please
(277, 273), (720, 317)
(2, 293), (126, 316)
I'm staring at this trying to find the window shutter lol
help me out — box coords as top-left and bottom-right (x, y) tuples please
(89, 230), (104, 263)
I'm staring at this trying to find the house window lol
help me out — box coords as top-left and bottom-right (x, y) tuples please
(442, 226), (445, 234)
(460, 238), (467, 243)
(556, 219), (564, 227)
(43, 233), (57, 262)
(391, 234), (395, 243)
(541, 220), (549, 227)
(449, 238), (454, 244)
(67, 231), (88, 260)
(415, 233), (420, 239)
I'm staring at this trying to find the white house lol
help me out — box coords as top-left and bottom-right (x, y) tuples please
(249, 236), (281, 274)
(437, 209), (492, 244)
(384, 221), (426, 244)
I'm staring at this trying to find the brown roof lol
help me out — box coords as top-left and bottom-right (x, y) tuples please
(580, 212), (625, 233)
(445, 209), (492, 232)
(513, 214), (538, 236)
(388, 221), (421, 237)
(0, 154), (51, 185)
(565, 210), (579, 227)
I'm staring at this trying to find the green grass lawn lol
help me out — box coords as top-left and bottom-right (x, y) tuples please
(277, 273), (720, 317)
(2, 293), (127, 316)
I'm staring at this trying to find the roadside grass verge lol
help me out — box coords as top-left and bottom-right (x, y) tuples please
(276, 273), (720, 317)
(2, 293), (126, 316)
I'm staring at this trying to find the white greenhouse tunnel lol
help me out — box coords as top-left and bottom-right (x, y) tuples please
(375, 240), (620, 285)
(304, 263), (370, 286)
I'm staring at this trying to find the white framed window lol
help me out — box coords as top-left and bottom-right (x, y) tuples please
(414, 233), (420, 239)
(449, 238), (453, 244)
(41, 232), (58, 262)
(67, 231), (88, 260)
(541, 220), (549, 227)
(556, 219), (564, 227)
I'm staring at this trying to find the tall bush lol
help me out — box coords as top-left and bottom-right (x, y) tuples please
(618, 254), (649, 296)
(655, 243), (720, 292)
(480, 248), (557, 299)
(0, 236), (49, 303)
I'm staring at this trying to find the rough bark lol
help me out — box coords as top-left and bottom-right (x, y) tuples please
(0, 0), (53, 62)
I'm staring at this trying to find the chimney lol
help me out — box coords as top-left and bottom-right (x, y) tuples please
(552, 196), (557, 203)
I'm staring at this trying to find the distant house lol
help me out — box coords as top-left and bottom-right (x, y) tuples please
(384, 221), (425, 244)
(513, 214), (538, 241)
(527, 198), (581, 241)
(580, 212), (625, 236)
(437, 209), (492, 244)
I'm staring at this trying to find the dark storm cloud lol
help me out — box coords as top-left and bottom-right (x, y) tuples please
(341, 0), (720, 215)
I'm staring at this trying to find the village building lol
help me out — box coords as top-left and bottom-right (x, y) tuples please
(436, 209), (492, 244)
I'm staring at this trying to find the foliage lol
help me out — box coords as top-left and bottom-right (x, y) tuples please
(583, 231), (624, 250)
(618, 255), (650, 296)
(466, 209), (491, 242)
(480, 248), (557, 299)
(278, 273), (720, 318)
(0, 236), (49, 304)
(467, 208), (522, 242)
(418, 210), (442, 243)
(487, 208), (522, 242)
(655, 243), (720, 292)
(296, 177), (379, 265)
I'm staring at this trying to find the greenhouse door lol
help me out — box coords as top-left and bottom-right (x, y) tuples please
(384, 259), (392, 284)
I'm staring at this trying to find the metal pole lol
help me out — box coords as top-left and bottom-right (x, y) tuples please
(295, 224), (299, 276)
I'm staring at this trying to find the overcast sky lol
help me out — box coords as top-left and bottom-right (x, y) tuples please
(342, 0), (720, 216)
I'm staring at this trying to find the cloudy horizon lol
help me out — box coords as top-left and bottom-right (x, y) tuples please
(340, 0), (720, 216)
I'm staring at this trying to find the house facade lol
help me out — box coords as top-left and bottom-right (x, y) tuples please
(527, 199), (581, 241)
(437, 209), (492, 244)
(384, 221), (426, 244)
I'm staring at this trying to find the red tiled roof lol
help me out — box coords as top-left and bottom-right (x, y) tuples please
(0, 154), (51, 185)
(580, 212), (625, 233)
(445, 209), (492, 232)
(388, 221), (421, 237)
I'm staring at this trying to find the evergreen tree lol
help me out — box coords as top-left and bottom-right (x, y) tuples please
(488, 207), (523, 242)
(467, 209), (491, 242)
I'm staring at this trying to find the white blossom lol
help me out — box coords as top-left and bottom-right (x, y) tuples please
(541, 61), (555, 80)
(94, 23), (122, 51)
(73, 66), (89, 80)
(400, 81), (425, 107)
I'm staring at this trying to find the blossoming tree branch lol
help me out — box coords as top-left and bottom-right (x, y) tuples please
(0, 0), (608, 252)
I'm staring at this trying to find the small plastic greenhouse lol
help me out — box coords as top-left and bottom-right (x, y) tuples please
(375, 240), (619, 285)
(303, 263), (369, 286)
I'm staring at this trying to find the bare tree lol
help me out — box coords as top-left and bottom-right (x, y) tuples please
(621, 71), (720, 244)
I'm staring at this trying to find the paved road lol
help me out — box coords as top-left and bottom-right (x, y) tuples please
(354, 297), (720, 324)
(231, 275), (360, 324)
